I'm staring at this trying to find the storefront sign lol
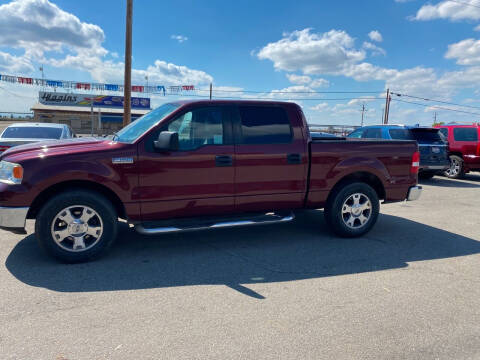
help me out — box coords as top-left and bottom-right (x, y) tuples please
(39, 91), (150, 109)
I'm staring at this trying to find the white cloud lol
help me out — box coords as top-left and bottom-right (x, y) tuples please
(286, 74), (311, 84)
(0, 51), (34, 73)
(368, 30), (383, 42)
(362, 41), (386, 56)
(257, 28), (366, 75)
(413, 1), (480, 21)
(0, 0), (213, 86)
(310, 78), (330, 88)
(0, 0), (106, 56)
(171, 34), (188, 43)
(286, 73), (329, 88)
(310, 102), (329, 111)
(445, 38), (480, 65)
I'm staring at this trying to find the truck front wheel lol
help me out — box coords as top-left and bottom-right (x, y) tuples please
(324, 182), (380, 237)
(35, 190), (118, 263)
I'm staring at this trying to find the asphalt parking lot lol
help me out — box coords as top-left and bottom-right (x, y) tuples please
(1, 175), (480, 360)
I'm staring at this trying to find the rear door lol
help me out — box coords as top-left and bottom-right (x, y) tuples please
(233, 104), (308, 212)
(362, 127), (382, 139)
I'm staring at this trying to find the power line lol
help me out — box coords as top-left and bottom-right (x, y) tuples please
(196, 89), (383, 94)
(391, 91), (480, 110)
(392, 98), (480, 116)
(159, 92), (384, 102)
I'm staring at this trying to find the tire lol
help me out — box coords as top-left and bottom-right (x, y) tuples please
(35, 190), (118, 263)
(324, 182), (380, 238)
(444, 155), (465, 179)
(418, 171), (435, 180)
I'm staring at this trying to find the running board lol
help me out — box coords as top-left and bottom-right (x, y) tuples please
(134, 212), (295, 235)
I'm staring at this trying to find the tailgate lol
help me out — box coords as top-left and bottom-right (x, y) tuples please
(410, 128), (449, 165)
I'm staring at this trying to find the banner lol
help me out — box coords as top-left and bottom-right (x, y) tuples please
(39, 91), (151, 109)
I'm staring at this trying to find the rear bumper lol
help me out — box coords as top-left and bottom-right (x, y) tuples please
(419, 162), (450, 171)
(0, 206), (29, 231)
(407, 186), (422, 201)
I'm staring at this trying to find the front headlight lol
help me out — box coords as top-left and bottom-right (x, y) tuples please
(0, 161), (23, 185)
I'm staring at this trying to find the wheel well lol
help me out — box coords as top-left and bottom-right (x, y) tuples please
(27, 180), (127, 220)
(449, 152), (463, 159)
(329, 172), (386, 201)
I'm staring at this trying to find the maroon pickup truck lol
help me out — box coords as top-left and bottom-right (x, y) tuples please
(0, 100), (422, 262)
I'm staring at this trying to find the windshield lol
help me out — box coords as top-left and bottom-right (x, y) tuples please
(1, 126), (63, 139)
(114, 103), (180, 143)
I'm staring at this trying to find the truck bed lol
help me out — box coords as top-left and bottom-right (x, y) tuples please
(306, 138), (418, 207)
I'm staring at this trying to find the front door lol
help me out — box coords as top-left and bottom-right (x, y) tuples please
(137, 106), (235, 220)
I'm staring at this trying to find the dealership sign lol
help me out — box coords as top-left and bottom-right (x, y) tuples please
(39, 91), (151, 109)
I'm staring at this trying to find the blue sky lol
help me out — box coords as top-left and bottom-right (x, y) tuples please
(2, 0), (480, 125)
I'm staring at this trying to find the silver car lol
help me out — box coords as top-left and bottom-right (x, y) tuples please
(0, 123), (75, 154)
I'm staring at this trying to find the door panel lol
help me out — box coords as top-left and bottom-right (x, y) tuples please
(137, 106), (235, 220)
(233, 105), (308, 212)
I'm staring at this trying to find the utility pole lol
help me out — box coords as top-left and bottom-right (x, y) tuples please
(361, 103), (367, 127)
(123, 0), (133, 127)
(145, 74), (148, 93)
(433, 111), (437, 125)
(383, 88), (391, 124)
(39, 65), (45, 91)
(209, 83), (212, 100)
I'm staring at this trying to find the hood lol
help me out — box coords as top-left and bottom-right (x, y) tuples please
(0, 137), (117, 161)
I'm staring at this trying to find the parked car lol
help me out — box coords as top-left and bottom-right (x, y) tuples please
(347, 125), (449, 179)
(435, 124), (480, 179)
(0, 123), (75, 154)
(0, 100), (421, 263)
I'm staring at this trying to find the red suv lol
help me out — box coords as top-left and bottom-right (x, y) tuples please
(435, 124), (480, 178)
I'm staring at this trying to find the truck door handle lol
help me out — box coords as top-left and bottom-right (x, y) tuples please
(215, 155), (233, 167)
(287, 153), (302, 164)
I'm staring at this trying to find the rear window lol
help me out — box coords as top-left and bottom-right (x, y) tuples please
(453, 128), (478, 142)
(238, 106), (292, 144)
(389, 128), (414, 140)
(1, 126), (63, 139)
(411, 129), (443, 144)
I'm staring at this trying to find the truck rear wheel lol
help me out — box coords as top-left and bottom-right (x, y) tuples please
(324, 182), (379, 237)
(35, 190), (118, 263)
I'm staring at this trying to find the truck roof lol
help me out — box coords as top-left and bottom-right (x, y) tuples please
(170, 99), (300, 107)
(7, 122), (66, 128)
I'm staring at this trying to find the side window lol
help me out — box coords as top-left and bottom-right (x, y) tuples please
(453, 127), (478, 142)
(166, 107), (225, 150)
(438, 128), (448, 139)
(238, 106), (292, 144)
(348, 129), (364, 138)
(364, 128), (382, 139)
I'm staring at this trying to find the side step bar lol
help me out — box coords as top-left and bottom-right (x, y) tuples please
(135, 212), (295, 235)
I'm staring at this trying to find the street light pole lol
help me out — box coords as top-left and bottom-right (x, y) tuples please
(123, 0), (133, 128)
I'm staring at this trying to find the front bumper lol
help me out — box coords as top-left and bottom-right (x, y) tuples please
(407, 186), (422, 201)
(0, 206), (29, 232)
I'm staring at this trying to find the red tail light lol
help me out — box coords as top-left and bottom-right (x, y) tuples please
(411, 151), (420, 174)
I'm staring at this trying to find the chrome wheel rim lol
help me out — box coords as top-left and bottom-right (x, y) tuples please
(445, 158), (460, 177)
(51, 205), (103, 252)
(342, 193), (372, 229)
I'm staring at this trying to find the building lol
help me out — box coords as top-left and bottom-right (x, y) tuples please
(31, 91), (151, 135)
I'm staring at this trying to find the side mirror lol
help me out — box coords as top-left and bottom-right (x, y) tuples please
(154, 131), (179, 152)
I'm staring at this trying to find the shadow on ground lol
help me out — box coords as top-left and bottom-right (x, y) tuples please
(6, 211), (480, 299)
(419, 174), (480, 188)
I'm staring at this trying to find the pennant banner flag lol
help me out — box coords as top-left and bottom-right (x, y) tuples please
(0, 73), (196, 96)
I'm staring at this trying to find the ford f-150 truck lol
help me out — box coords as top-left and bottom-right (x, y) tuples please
(0, 100), (422, 263)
